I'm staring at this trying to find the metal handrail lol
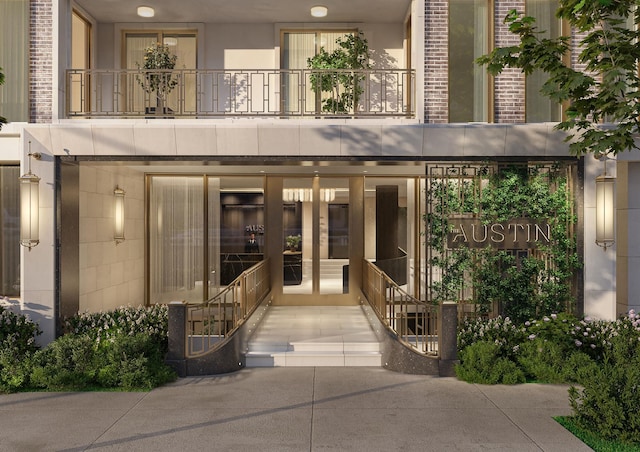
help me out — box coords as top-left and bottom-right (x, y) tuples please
(65, 68), (415, 118)
(362, 259), (438, 355)
(186, 258), (270, 357)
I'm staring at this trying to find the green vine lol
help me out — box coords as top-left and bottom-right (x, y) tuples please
(426, 164), (580, 323)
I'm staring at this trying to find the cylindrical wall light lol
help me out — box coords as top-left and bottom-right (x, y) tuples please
(114, 186), (125, 244)
(595, 171), (615, 251)
(19, 145), (41, 250)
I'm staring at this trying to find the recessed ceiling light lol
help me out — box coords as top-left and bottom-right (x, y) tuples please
(310, 5), (328, 18)
(137, 6), (155, 18)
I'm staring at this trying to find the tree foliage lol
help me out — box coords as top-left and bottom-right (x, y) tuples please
(307, 33), (370, 114)
(476, 1), (640, 156)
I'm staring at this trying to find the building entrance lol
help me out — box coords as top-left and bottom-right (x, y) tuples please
(281, 177), (350, 299)
(143, 170), (424, 307)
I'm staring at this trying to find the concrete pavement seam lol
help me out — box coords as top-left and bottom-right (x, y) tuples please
(474, 384), (545, 451)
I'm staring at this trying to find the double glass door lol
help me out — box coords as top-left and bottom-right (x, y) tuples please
(282, 177), (350, 296)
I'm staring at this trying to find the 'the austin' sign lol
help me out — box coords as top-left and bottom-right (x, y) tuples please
(446, 217), (551, 250)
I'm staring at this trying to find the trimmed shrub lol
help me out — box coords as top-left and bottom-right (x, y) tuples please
(455, 341), (525, 385)
(569, 333), (640, 444)
(30, 334), (97, 390)
(95, 334), (175, 390)
(517, 338), (565, 383)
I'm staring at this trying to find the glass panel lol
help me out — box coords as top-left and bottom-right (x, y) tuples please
(283, 32), (316, 113)
(149, 176), (204, 303)
(283, 178), (312, 294)
(71, 11), (91, 114)
(282, 30), (355, 114)
(526, 0), (561, 122)
(0, 167), (19, 296)
(124, 32), (197, 114)
(125, 34), (157, 113)
(449, 0), (489, 122)
(364, 178), (413, 291)
(163, 34), (197, 113)
(320, 178), (349, 294)
(0, 0), (29, 122)
(218, 177), (264, 287)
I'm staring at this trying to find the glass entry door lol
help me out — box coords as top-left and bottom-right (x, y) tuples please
(282, 177), (349, 296)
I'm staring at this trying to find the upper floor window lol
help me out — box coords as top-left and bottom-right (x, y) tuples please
(449, 0), (491, 123)
(123, 31), (197, 114)
(525, 0), (562, 122)
(281, 30), (356, 114)
(0, 0), (28, 123)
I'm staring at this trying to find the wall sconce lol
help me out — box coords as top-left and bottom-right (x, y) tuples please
(595, 155), (615, 251)
(19, 143), (41, 250)
(114, 186), (125, 244)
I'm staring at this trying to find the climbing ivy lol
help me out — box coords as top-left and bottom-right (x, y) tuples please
(426, 163), (580, 324)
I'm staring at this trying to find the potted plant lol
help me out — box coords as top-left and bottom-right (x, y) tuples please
(136, 43), (178, 116)
(286, 234), (301, 251)
(307, 32), (370, 115)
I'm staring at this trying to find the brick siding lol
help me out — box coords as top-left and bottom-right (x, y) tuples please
(30, 0), (53, 123)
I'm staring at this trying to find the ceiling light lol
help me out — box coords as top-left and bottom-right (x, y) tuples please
(310, 5), (328, 17)
(163, 37), (178, 46)
(137, 6), (155, 18)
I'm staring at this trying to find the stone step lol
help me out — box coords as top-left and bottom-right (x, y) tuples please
(246, 351), (382, 367)
(245, 305), (382, 368)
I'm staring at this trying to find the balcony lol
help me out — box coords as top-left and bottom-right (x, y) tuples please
(65, 68), (415, 119)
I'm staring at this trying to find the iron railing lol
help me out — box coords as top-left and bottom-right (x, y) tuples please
(186, 258), (270, 358)
(362, 259), (438, 355)
(65, 68), (415, 118)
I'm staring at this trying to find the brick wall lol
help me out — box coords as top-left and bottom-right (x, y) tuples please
(30, 0), (52, 123)
(424, 0), (448, 123)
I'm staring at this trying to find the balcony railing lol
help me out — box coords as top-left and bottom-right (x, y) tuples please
(66, 68), (415, 119)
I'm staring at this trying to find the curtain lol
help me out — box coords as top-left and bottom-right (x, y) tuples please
(0, 0), (28, 122)
(283, 32), (315, 113)
(149, 177), (204, 303)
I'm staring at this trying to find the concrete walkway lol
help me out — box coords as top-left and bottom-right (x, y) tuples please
(0, 367), (591, 451)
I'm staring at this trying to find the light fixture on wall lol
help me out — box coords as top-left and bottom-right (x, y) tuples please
(19, 142), (41, 250)
(310, 5), (328, 17)
(137, 6), (155, 18)
(595, 153), (615, 251)
(114, 186), (125, 244)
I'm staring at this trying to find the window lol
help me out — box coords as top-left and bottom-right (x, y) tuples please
(281, 30), (355, 114)
(0, 167), (20, 296)
(123, 31), (197, 114)
(449, 0), (490, 122)
(71, 10), (91, 114)
(0, 0), (28, 122)
(525, 0), (562, 122)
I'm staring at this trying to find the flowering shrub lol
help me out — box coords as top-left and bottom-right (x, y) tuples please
(65, 304), (168, 352)
(457, 316), (527, 357)
(456, 310), (640, 444)
(0, 306), (41, 392)
(0, 305), (41, 354)
(0, 304), (173, 393)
